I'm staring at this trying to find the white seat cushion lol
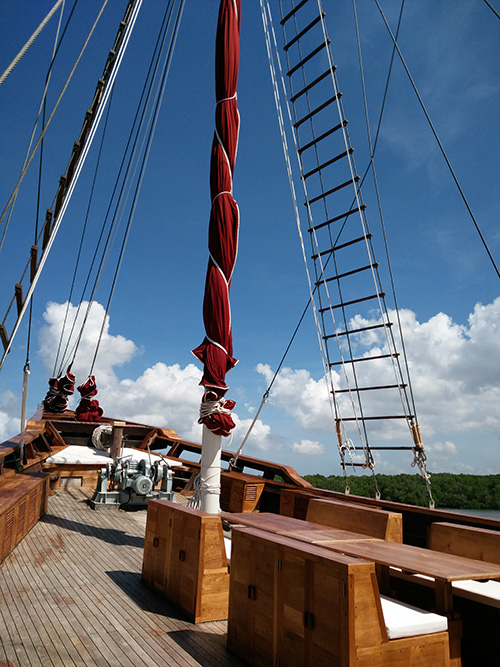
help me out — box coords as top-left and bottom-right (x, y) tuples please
(452, 579), (500, 608)
(380, 595), (448, 640)
(223, 535), (232, 560)
(45, 445), (182, 466)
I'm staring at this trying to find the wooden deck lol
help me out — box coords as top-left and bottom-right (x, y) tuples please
(0, 489), (243, 667)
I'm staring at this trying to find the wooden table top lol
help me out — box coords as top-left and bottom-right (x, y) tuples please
(220, 512), (500, 583)
(221, 512), (378, 543)
(318, 537), (500, 583)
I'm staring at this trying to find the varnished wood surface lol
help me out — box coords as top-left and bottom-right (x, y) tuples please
(0, 489), (243, 667)
(321, 536), (500, 583)
(306, 497), (403, 542)
(429, 521), (500, 564)
(221, 511), (384, 543)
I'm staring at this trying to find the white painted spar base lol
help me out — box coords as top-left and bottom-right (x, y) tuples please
(200, 425), (222, 514)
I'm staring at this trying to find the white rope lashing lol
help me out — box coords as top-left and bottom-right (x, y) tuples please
(188, 472), (221, 510)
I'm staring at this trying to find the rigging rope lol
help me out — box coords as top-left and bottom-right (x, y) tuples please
(261, 0), (339, 432)
(52, 89), (113, 377)
(56, 0), (185, 378)
(483, 0), (500, 20)
(0, 0), (142, 374)
(89, 0), (185, 376)
(233, 2), (407, 466)
(374, 0), (500, 281)
(0, 0), (109, 250)
(21, 1), (67, 433)
(352, 0), (417, 422)
(0, 0), (64, 88)
(352, 0), (432, 503)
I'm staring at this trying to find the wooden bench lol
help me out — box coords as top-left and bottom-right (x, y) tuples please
(227, 526), (451, 666)
(142, 499), (229, 623)
(0, 472), (50, 564)
(428, 522), (500, 608)
(305, 497), (403, 542)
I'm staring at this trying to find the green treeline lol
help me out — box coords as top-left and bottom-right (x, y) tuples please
(302, 473), (500, 509)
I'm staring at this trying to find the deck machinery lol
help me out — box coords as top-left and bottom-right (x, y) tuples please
(89, 455), (174, 509)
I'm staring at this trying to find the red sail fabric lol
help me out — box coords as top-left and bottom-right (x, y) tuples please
(192, 0), (241, 434)
(42, 367), (75, 413)
(75, 375), (103, 422)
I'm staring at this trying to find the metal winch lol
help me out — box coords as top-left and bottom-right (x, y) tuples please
(89, 454), (174, 509)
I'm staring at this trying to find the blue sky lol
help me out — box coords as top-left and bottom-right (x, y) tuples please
(0, 0), (499, 480)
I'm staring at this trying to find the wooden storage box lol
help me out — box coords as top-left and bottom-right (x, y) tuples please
(220, 470), (265, 513)
(0, 472), (50, 563)
(227, 526), (451, 666)
(142, 499), (229, 623)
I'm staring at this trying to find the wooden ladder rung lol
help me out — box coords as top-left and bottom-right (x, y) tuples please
(287, 41), (329, 77)
(309, 202), (364, 233)
(333, 383), (406, 394)
(0, 324), (9, 351)
(317, 263), (378, 286)
(324, 322), (392, 339)
(328, 350), (395, 365)
(294, 92), (341, 128)
(312, 234), (372, 260)
(281, 0), (309, 25)
(298, 121), (347, 155)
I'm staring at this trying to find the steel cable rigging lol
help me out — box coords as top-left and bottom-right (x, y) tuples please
(52, 0), (186, 384)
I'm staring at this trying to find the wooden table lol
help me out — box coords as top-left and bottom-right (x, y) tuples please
(305, 536), (500, 615)
(220, 511), (378, 543)
(221, 512), (500, 615)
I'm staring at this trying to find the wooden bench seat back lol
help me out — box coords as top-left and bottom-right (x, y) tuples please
(227, 526), (450, 666)
(429, 522), (500, 564)
(142, 499), (229, 623)
(306, 497), (403, 543)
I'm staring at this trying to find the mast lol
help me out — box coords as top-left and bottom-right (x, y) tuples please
(192, 0), (241, 513)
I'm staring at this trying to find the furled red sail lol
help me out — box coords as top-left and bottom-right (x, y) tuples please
(42, 366), (75, 413)
(75, 375), (104, 422)
(192, 0), (241, 436)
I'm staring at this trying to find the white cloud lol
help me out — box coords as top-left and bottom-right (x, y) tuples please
(291, 439), (325, 456)
(0, 391), (20, 441)
(231, 416), (281, 452)
(103, 361), (203, 436)
(32, 298), (500, 474)
(426, 441), (458, 460)
(39, 301), (137, 387)
(257, 298), (500, 472)
(256, 363), (335, 432)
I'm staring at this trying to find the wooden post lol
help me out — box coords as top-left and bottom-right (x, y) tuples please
(110, 421), (125, 459)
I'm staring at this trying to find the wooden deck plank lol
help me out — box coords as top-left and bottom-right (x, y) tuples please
(44, 498), (230, 666)
(40, 508), (188, 667)
(0, 489), (243, 667)
(13, 537), (94, 666)
(5, 547), (71, 667)
(29, 516), (147, 667)
(16, 539), (103, 667)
